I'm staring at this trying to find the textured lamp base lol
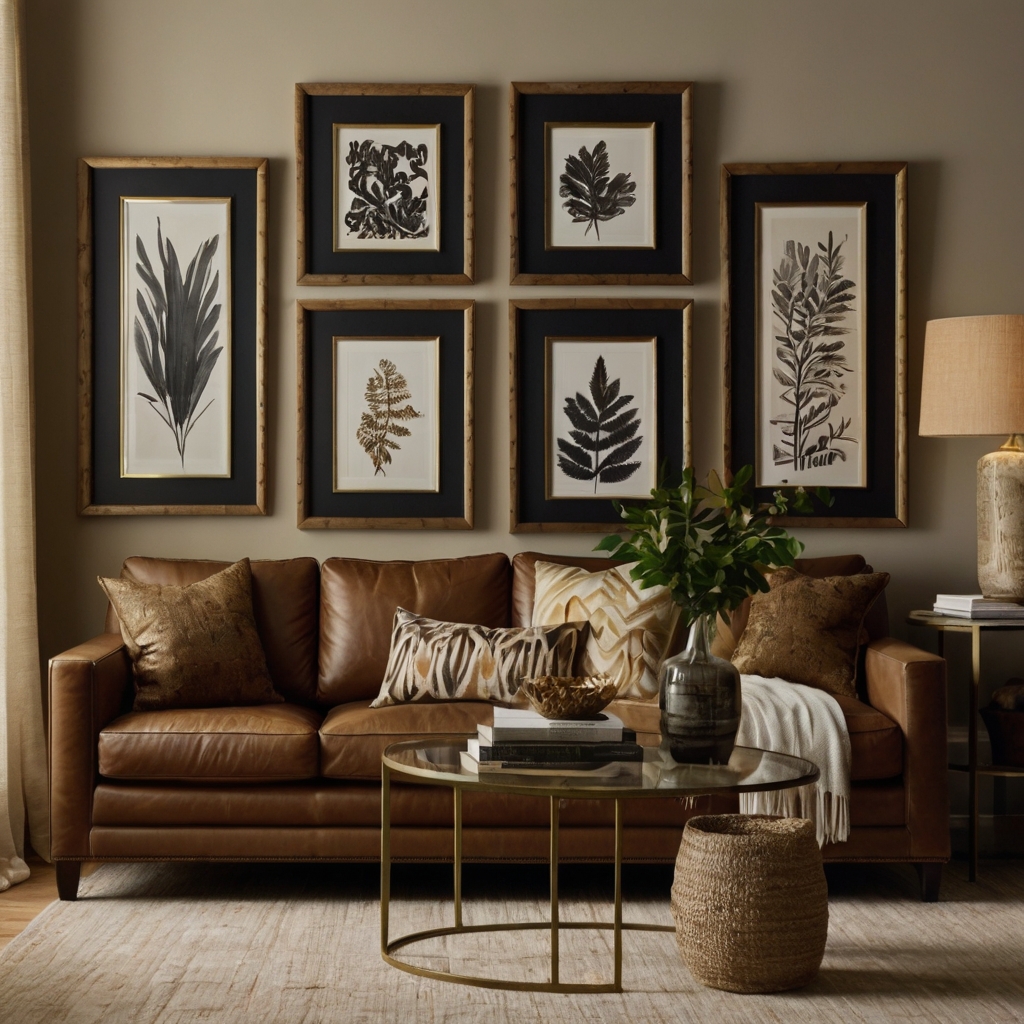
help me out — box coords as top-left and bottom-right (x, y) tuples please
(978, 437), (1024, 601)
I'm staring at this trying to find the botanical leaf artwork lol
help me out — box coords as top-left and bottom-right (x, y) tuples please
(356, 358), (423, 475)
(557, 356), (643, 491)
(558, 141), (636, 239)
(345, 140), (429, 240)
(770, 231), (858, 471)
(133, 220), (223, 469)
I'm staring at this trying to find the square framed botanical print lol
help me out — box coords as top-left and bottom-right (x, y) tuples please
(297, 84), (473, 284)
(722, 162), (907, 527)
(78, 157), (267, 515)
(511, 82), (691, 284)
(298, 300), (473, 529)
(511, 299), (691, 532)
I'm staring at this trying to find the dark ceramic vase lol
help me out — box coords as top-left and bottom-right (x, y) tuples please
(659, 613), (741, 764)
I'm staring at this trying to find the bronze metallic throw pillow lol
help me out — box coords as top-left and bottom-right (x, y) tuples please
(370, 608), (588, 708)
(730, 567), (890, 699)
(98, 558), (282, 711)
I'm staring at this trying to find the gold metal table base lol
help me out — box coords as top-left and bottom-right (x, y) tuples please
(380, 764), (675, 993)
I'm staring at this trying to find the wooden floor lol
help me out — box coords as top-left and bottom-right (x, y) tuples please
(0, 856), (57, 951)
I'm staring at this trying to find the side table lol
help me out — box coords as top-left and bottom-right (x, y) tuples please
(907, 610), (1024, 881)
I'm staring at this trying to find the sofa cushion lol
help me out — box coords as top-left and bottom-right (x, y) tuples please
(318, 554), (511, 704)
(98, 704), (323, 783)
(99, 559), (282, 712)
(610, 695), (903, 782)
(320, 699), (495, 779)
(105, 557), (320, 706)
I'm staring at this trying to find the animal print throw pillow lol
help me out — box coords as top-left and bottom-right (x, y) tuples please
(531, 561), (681, 701)
(370, 609), (588, 708)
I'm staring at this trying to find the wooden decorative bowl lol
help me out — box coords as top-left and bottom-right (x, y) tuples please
(520, 675), (617, 720)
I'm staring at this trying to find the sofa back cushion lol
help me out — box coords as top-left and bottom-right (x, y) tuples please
(317, 553), (511, 705)
(104, 557), (320, 705)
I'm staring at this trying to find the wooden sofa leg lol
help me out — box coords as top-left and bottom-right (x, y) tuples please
(56, 861), (82, 901)
(915, 862), (942, 902)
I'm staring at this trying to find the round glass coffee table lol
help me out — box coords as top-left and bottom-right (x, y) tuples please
(380, 737), (819, 994)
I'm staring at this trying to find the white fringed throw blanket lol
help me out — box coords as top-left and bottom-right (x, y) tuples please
(736, 674), (851, 846)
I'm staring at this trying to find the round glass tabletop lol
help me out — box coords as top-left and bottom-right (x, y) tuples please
(382, 736), (819, 799)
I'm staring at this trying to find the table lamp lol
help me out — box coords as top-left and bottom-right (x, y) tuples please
(919, 314), (1024, 600)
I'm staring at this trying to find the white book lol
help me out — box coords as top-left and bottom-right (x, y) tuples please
(479, 707), (624, 744)
(933, 604), (1024, 619)
(934, 594), (1024, 613)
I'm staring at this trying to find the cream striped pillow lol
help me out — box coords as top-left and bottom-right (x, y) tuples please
(532, 561), (680, 700)
(370, 608), (587, 708)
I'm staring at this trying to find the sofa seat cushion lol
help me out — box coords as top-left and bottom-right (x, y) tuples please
(611, 694), (903, 782)
(98, 704), (323, 783)
(320, 699), (495, 780)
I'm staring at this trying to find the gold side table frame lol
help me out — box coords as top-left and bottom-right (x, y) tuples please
(380, 738), (819, 993)
(908, 610), (1024, 882)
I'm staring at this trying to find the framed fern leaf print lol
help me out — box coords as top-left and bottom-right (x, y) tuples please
(78, 157), (267, 515)
(722, 162), (908, 527)
(296, 84), (474, 285)
(298, 300), (473, 529)
(511, 83), (691, 284)
(511, 299), (691, 532)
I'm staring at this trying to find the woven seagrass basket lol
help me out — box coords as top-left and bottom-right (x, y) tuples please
(671, 814), (828, 993)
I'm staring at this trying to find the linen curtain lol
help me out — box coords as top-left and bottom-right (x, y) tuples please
(0, 0), (48, 891)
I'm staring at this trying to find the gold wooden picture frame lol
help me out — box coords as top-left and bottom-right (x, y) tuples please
(298, 300), (474, 529)
(721, 161), (908, 527)
(510, 82), (691, 285)
(511, 299), (691, 532)
(77, 156), (267, 516)
(296, 83), (474, 285)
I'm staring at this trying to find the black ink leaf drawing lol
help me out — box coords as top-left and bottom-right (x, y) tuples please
(345, 140), (429, 240)
(557, 356), (643, 491)
(134, 220), (222, 468)
(558, 141), (636, 239)
(770, 231), (858, 471)
(356, 359), (423, 475)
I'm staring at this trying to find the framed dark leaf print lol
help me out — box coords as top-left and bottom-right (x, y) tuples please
(511, 83), (691, 284)
(296, 84), (474, 285)
(511, 299), (691, 532)
(78, 157), (267, 515)
(722, 162), (908, 527)
(298, 300), (473, 529)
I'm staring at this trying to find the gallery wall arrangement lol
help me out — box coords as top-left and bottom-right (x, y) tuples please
(77, 156), (267, 515)
(75, 84), (908, 533)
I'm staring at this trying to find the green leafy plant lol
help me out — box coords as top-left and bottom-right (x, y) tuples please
(344, 139), (429, 240)
(356, 358), (423, 475)
(596, 465), (831, 627)
(558, 141), (636, 239)
(134, 222), (223, 468)
(557, 355), (643, 490)
(770, 231), (858, 470)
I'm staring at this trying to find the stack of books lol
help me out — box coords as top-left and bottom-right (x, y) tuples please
(933, 594), (1024, 619)
(459, 707), (644, 781)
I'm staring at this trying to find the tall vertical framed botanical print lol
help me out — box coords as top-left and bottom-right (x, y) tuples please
(296, 83), (474, 285)
(510, 82), (692, 285)
(77, 157), (267, 515)
(510, 299), (691, 531)
(297, 300), (474, 528)
(722, 162), (908, 527)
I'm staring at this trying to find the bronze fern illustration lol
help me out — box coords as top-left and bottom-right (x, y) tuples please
(356, 358), (422, 475)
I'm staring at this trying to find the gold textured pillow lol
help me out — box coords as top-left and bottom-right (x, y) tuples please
(98, 558), (281, 711)
(370, 608), (587, 708)
(730, 567), (890, 698)
(531, 560), (680, 700)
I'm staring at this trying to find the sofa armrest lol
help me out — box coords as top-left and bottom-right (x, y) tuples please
(864, 637), (950, 860)
(49, 634), (131, 858)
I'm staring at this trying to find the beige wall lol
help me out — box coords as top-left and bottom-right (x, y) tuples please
(25, 0), (1024, 676)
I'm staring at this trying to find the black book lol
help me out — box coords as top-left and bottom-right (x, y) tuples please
(467, 733), (642, 764)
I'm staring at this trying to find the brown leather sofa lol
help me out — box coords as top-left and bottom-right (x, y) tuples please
(48, 551), (950, 902)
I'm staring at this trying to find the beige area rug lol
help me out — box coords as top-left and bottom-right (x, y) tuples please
(1, 859), (1023, 1024)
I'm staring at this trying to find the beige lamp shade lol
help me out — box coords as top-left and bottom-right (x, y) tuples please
(919, 315), (1024, 436)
